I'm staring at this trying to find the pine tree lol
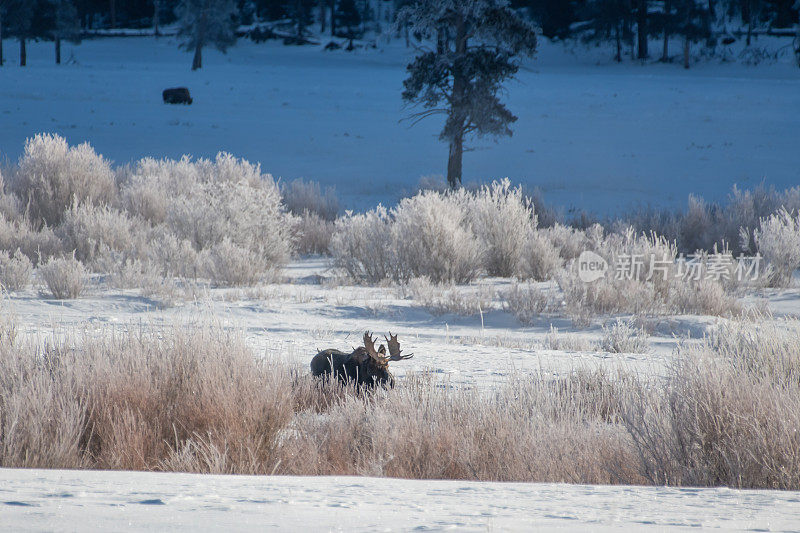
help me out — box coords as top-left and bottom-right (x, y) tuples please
(672, 0), (710, 68)
(49, 0), (81, 64)
(398, 0), (537, 188)
(582, 0), (635, 62)
(0, 0), (6, 66)
(4, 0), (35, 66)
(177, 0), (238, 70)
(335, 0), (361, 48)
(288, 0), (315, 43)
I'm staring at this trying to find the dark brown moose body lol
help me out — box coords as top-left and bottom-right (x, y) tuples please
(311, 332), (413, 388)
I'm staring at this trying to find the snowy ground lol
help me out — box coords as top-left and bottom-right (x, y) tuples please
(2, 468), (800, 532)
(0, 36), (798, 214)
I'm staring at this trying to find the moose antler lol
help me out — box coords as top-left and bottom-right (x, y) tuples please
(363, 331), (388, 365)
(384, 332), (413, 361)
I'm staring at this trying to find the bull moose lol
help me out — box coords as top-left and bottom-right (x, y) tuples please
(311, 332), (413, 388)
(162, 87), (193, 105)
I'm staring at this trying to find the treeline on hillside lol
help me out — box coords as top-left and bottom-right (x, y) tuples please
(0, 1), (798, 64)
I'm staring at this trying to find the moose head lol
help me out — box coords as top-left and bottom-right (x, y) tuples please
(310, 331), (413, 388)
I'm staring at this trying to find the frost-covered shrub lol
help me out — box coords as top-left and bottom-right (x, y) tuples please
(147, 229), (202, 278)
(203, 239), (274, 286)
(392, 191), (481, 284)
(291, 212), (334, 256)
(544, 326), (596, 352)
(330, 205), (398, 283)
(38, 256), (86, 299)
(754, 208), (800, 287)
(11, 134), (115, 227)
(502, 282), (550, 325)
(405, 277), (493, 316)
(120, 153), (292, 280)
(600, 319), (649, 354)
(0, 214), (63, 264)
(281, 178), (339, 221)
(57, 202), (150, 267)
(542, 223), (588, 261)
(467, 179), (533, 277)
(0, 249), (33, 291)
(520, 228), (563, 281)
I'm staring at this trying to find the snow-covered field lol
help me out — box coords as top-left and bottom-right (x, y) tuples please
(0, 36), (798, 213)
(3, 468), (800, 532)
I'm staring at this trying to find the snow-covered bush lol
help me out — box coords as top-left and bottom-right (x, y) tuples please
(38, 256), (86, 299)
(543, 326), (596, 352)
(502, 282), (550, 325)
(57, 202), (150, 267)
(467, 179), (533, 277)
(11, 134), (115, 227)
(147, 229), (202, 278)
(754, 208), (800, 287)
(202, 239), (275, 286)
(0, 250), (33, 291)
(668, 278), (742, 317)
(541, 223), (588, 261)
(520, 228), (563, 281)
(0, 215), (62, 265)
(291, 212), (335, 256)
(121, 153), (292, 281)
(392, 190), (481, 284)
(330, 205), (398, 283)
(600, 319), (649, 353)
(281, 178), (339, 221)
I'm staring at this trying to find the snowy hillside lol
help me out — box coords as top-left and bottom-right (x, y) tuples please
(0, 36), (797, 214)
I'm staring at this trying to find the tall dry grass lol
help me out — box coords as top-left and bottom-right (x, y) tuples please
(2, 318), (798, 489)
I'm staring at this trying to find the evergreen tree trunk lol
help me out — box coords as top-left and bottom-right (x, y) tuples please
(0, 10), (4, 67)
(154, 0), (161, 37)
(19, 38), (26, 67)
(56, 37), (62, 64)
(320, 4), (326, 33)
(615, 24), (622, 62)
(637, 0), (648, 59)
(404, 24), (409, 47)
(683, 38), (690, 69)
(330, 0), (336, 36)
(192, 43), (202, 70)
(447, 134), (463, 189)
(446, 16), (468, 189)
(110, 0), (116, 28)
(662, 0), (670, 61)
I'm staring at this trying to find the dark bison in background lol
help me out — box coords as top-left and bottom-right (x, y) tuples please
(163, 87), (193, 105)
(311, 332), (413, 388)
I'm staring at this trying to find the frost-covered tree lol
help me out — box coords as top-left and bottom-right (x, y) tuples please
(673, 0), (710, 68)
(177, 0), (238, 70)
(398, 0), (537, 188)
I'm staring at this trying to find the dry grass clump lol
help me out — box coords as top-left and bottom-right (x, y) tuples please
(0, 249), (33, 291)
(600, 319), (649, 354)
(543, 326), (597, 352)
(622, 317), (800, 489)
(38, 255), (87, 299)
(502, 282), (552, 325)
(405, 277), (494, 316)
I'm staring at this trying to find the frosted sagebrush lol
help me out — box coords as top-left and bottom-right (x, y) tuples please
(467, 179), (534, 277)
(11, 134), (115, 227)
(281, 178), (340, 221)
(0, 250), (33, 291)
(38, 256), (87, 299)
(600, 319), (649, 354)
(502, 282), (550, 325)
(754, 208), (800, 287)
